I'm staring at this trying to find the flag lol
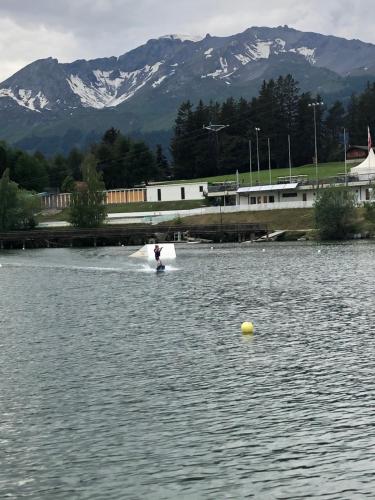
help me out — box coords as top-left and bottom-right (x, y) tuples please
(368, 126), (372, 152)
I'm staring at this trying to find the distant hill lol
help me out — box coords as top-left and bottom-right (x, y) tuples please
(1, 25), (375, 155)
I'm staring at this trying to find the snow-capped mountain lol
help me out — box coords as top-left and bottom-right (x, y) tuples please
(1, 25), (375, 153)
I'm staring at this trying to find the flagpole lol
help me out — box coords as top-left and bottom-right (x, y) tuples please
(288, 134), (292, 183)
(368, 125), (372, 167)
(268, 138), (271, 185)
(343, 128), (347, 186)
(255, 127), (261, 185)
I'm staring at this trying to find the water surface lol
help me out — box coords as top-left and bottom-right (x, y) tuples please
(1, 242), (375, 499)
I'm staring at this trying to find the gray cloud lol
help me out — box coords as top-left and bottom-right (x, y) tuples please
(0, 0), (374, 81)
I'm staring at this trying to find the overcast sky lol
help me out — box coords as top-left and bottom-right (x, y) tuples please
(0, 0), (371, 82)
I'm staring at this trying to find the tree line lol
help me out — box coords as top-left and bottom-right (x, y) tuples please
(170, 75), (375, 179)
(0, 128), (170, 194)
(1, 71), (375, 221)
(2, 75), (375, 194)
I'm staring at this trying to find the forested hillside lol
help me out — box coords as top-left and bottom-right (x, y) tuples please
(170, 76), (375, 178)
(1, 75), (375, 192)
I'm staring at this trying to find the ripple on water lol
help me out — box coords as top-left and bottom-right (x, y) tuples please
(0, 242), (375, 499)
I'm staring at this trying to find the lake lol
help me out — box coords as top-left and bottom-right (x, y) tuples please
(1, 242), (375, 499)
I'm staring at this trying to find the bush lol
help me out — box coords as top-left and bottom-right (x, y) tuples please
(0, 169), (38, 230)
(68, 154), (107, 228)
(314, 186), (357, 240)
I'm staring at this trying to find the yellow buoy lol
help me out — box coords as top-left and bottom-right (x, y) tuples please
(241, 322), (254, 335)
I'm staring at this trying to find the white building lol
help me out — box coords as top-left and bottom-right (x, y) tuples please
(40, 181), (208, 209)
(146, 182), (208, 202)
(237, 181), (373, 210)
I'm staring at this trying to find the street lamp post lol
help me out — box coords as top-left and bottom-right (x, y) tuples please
(308, 101), (323, 183)
(248, 140), (252, 186)
(255, 127), (261, 184)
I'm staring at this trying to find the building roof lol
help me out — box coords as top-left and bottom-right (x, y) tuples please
(237, 183), (299, 193)
(347, 145), (375, 152)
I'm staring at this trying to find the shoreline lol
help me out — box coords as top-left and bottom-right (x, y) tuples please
(0, 223), (267, 249)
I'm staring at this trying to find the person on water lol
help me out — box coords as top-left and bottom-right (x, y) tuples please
(154, 244), (163, 267)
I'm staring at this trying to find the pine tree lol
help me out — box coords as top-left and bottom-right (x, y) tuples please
(11, 151), (49, 192)
(48, 154), (71, 190)
(155, 144), (170, 179)
(124, 141), (156, 186)
(67, 148), (84, 181)
(323, 101), (346, 161)
(102, 127), (120, 145)
(170, 101), (196, 178)
(294, 93), (315, 166)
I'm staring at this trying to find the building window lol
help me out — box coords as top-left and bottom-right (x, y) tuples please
(366, 189), (370, 200)
(302, 193), (307, 202)
(157, 189), (161, 201)
(269, 195), (274, 203)
(199, 185), (204, 192)
(257, 196), (262, 204)
(282, 192), (298, 198)
(250, 197), (256, 205)
(263, 195), (268, 203)
(181, 187), (185, 200)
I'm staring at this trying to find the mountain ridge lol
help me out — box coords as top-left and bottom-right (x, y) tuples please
(1, 25), (375, 154)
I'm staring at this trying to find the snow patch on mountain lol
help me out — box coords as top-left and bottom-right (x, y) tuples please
(159, 34), (203, 42)
(202, 57), (236, 80)
(0, 88), (49, 111)
(93, 70), (125, 90)
(250, 41), (273, 59)
(152, 75), (167, 88)
(234, 40), (273, 65)
(234, 53), (252, 65)
(274, 38), (286, 51)
(204, 48), (214, 58)
(234, 39), (316, 65)
(67, 62), (164, 108)
(290, 46), (316, 64)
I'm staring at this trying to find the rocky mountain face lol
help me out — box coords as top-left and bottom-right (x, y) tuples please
(1, 25), (375, 154)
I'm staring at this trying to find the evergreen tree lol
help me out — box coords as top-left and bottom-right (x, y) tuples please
(61, 175), (76, 193)
(68, 154), (107, 228)
(48, 154), (71, 190)
(346, 94), (361, 144)
(358, 83), (375, 132)
(170, 101), (195, 178)
(124, 141), (156, 186)
(323, 101), (346, 161)
(67, 148), (84, 180)
(294, 93), (315, 166)
(155, 144), (170, 179)
(102, 127), (121, 145)
(110, 134), (131, 187)
(11, 151), (49, 192)
(0, 141), (10, 177)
